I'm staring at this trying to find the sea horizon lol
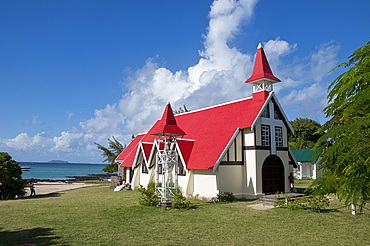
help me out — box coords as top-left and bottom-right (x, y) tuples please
(19, 162), (112, 180)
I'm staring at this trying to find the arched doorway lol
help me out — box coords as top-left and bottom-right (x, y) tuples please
(262, 155), (284, 193)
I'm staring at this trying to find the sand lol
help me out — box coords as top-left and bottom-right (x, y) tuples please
(25, 182), (101, 196)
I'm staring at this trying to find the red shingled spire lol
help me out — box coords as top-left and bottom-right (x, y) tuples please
(150, 103), (186, 136)
(245, 43), (280, 83)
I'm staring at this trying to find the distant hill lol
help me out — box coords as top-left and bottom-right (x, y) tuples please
(48, 160), (69, 163)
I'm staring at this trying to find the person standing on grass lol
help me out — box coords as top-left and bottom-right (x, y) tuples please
(29, 182), (36, 197)
(288, 173), (294, 192)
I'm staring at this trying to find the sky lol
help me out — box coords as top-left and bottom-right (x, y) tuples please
(0, 0), (369, 163)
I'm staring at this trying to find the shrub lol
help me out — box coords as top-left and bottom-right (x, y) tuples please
(138, 181), (158, 206)
(0, 152), (27, 200)
(274, 192), (330, 212)
(217, 192), (236, 203)
(171, 186), (190, 209)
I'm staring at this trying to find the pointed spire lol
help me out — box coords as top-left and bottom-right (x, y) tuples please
(150, 103), (186, 136)
(245, 43), (280, 84)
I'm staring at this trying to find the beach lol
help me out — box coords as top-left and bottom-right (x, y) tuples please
(24, 181), (101, 196)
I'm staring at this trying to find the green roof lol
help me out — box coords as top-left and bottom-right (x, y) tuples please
(291, 148), (319, 163)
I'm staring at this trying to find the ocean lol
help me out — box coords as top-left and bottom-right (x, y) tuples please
(19, 162), (109, 180)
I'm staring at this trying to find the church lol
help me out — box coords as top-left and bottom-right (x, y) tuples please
(116, 43), (297, 198)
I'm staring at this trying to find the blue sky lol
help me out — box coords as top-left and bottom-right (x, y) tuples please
(1, 0), (369, 163)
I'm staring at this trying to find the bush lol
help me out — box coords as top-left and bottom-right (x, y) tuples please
(274, 192), (330, 212)
(171, 186), (190, 209)
(217, 192), (236, 203)
(138, 181), (159, 206)
(0, 152), (27, 200)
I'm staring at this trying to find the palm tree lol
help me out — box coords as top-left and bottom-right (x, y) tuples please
(95, 136), (125, 173)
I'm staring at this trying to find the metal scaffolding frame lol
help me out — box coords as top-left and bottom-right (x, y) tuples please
(155, 136), (178, 205)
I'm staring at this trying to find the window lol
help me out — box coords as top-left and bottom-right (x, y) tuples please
(158, 164), (162, 174)
(274, 106), (283, 120)
(178, 157), (186, 176)
(262, 106), (270, 118)
(261, 125), (270, 146)
(275, 127), (283, 147)
(141, 160), (148, 173)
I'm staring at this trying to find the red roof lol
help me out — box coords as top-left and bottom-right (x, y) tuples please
(141, 143), (153, 162)
(117, 91), (270, 169)
(150, 104), (186, 136)
(245, 44), (280, 83)
(176, 139), (195, 165)
(116, 134), (145, 167)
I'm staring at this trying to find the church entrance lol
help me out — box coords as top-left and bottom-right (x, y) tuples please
(262, 155), (284, 194)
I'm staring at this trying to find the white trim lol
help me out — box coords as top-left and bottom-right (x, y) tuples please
(174, 96), (254, 117)
(288, 147), (298, 166)
(132, 144), (143, 169)
(271, 94), (294, 134)
(212, 128), (240, 172)
(140, 142), (153, 165)
(251, 92), (273, 130)
(115, 134), (145, 163)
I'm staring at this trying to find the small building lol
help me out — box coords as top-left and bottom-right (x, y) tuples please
(291, 148), (322, 180)
(116, 43), (298, 198)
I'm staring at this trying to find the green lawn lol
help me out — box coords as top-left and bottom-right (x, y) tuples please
(1, 186), (369, 246)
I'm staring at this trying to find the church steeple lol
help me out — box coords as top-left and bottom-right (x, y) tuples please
(245, 43), (280, 93)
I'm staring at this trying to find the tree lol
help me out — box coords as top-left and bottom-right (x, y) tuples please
(288, 118), (322, 149)
(0, 152), (27, 200)
(311, 41), (370, 213)
(173, 104), (190, 115)
(95, 137), (125, 173)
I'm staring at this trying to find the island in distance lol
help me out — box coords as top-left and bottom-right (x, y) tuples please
(48, 160), (69, 163)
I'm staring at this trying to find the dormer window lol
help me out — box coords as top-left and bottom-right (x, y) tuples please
(262, 106), (270, 118)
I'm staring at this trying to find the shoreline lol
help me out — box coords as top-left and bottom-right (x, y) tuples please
(24, 181), (102, 196)
(25, 173), (115, 183)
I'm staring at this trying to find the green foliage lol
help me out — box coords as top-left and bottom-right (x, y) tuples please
(314, 41), (370, 213)
(0, 152), (27, 200)
(288, 118), (322, 149)
(274, 192), (330, 212)
(171, 186), (190, 209)
(95, 136), (125, 173)
(138, 181), (159, 206)
(173, 104), (190, 115)
(217, 191), (236, 203)
(307, 171), (341, 195)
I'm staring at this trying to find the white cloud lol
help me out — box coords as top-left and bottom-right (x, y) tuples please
(1, 132), (52, 151)
(1, 0), (340, 162)
(66, 112), (73, 121)
(32, 115), (42, 124)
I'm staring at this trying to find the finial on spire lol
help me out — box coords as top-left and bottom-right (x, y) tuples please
(245, 43), (280, 93)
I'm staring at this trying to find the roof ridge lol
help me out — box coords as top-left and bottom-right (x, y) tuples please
(175, 94), (256, 117)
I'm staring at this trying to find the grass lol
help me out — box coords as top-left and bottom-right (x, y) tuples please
(294, 178), (314, 189)
(1, 185), (369, 246)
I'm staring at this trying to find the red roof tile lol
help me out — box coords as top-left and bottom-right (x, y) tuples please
(141, 143), (153, 162)
(117, 91), (270, 169)
(149, 104), (186, 136)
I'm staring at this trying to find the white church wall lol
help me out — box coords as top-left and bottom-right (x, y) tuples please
(245, 149), (257, 195)
(276, 150), (290, 193)
(193, 169), (218, 198)
(255, 149), (270, 194)
(217, 165), (246, 196)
